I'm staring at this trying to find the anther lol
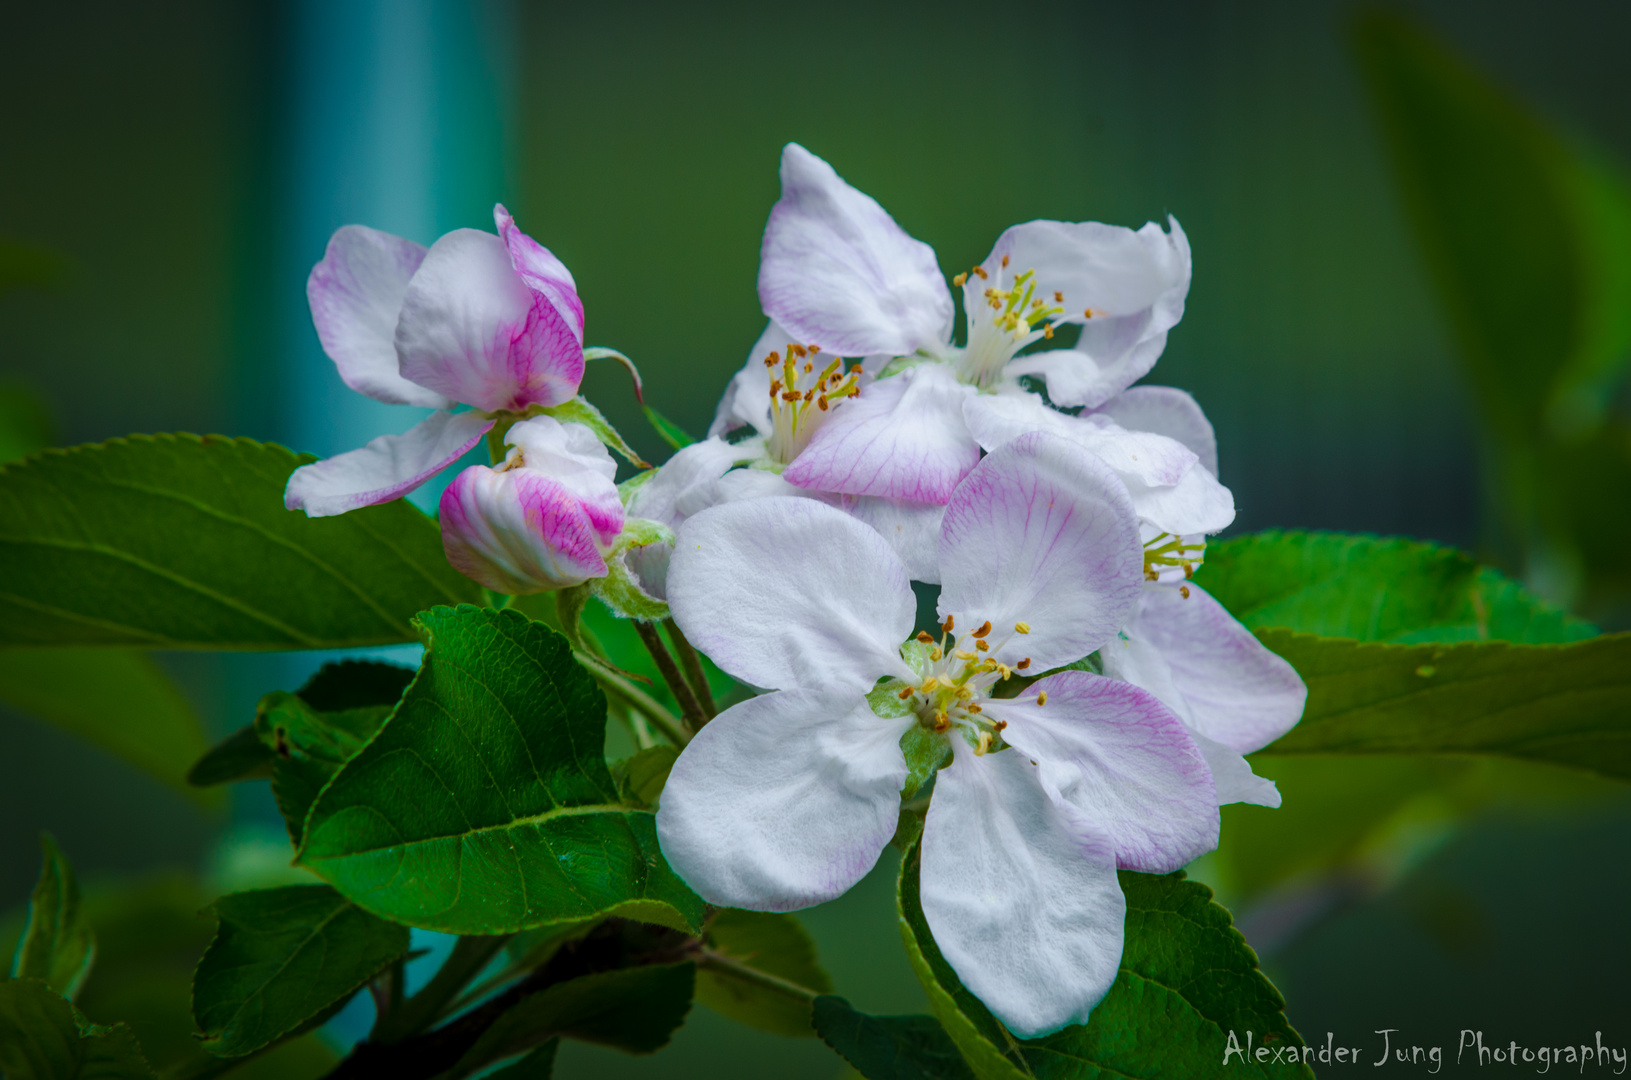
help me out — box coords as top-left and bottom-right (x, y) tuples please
(1014, 621), (1031, 634)
(929, 647), (942, 662)
(1036, 691), (1048, 706)
(954, 650), (978, 662)
(1001, 254), (1010, 268)
(898, 686), (914, 700)
(1180, 585), (1191, 599)
(1084, 308), (1094, 319)
(915, 631), (934, 644)
(972, 620), (992, 639)
(972, 266), (988, 279)
(993, 719), (1007, 732)
(953, 272), (968, 287)
(1016, 658), (1031, 670)
(942, 615), (955, 633)
(803, 361), (814, 373)
(1053, 291), (1063, 302)
(921, 677), (940, 692)
(975, 640), (989, 652)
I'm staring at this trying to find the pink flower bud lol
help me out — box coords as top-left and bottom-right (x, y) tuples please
(438, 417), (624, 593)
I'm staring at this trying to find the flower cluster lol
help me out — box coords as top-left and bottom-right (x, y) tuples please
(290, 146), (1306, 1038)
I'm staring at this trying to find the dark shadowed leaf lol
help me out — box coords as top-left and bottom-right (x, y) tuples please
(0, 435), (480, 650)
(697, 909), (831, 1037)
(192, 885), (410, 1057)
(0, 978), (153, 1079)
(897, 844), (1311, 1079)
(814, 995), (975, 1080)
(10, 835), (95, 1002)
(296, 606), (706, 935)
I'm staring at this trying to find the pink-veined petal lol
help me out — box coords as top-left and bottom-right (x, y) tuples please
(1120, 583), (1306, 754)
(502, 416), (623, 544)
(306, 225), (450, 408)
(987, 670), (1219, 874)
(494, 203), (584, 343)
(395, 228), (584, 412)
(623, 437), (751, 602)
(438, 464), (618, 594)
(921, 742), (1125, 1038)
(283, 409), (493, 517)
(833, 494), (947, 584)
(656, 688), (911, 911)
(758, 144), (953, 358)
(1094, 385), (1219, 477)
(937, 432), (1143, 670)
(668, 496), (916, 693)
(783, 363), (979, 503)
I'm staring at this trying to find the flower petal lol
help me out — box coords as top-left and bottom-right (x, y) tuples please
(395, 228), (584, 412)
(494, 203), (584, 343)
(987, 670), (1219, 873)
(438, 463), (617, 594)
(1094, 385), (1219, 477)
(623, 437), (751, 601)
(921, 741), (1125, 1038)
(502, 416), (623, 543)
(1124, 458), (1236, 536)
(758, 144), (953, 358)
(1191, 731), (1281, 808)
(833, 494), (947, 584)
(283, 409), (493, 517)
(937, 432), (1143, 670)
(1115, 583), (1306, 754)
(668, 496), (916, 693)
(306, 225), (450, 408)
(656, 688), (911, 911)
(994, 216), (1191, 409)
(783, 364), (979, 503)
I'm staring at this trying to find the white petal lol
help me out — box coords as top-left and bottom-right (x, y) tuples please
(395, 228), (582, 413)
(305, 225), (450, 408)
(494, 203), (584, 342)
(656, 689), (911, 911)
(668, 496), (916, 693)
(1190, 731), (1281, 808)
(1123, 583), (1306, 754)
(989, 671), (1218, 874)
(783, 363), (979, 503)
(834, 495), (947, 584)
(921, 742), (1124, 1038)
(503, 415), (620, 529)
(961, 388), (1081, 451)
(1125, 457), (1236, 536)
(758, 144), (953, 358)
(283, 410), (493, 517)
(937, 432), (1142, 671)
(994, 217), (1191, 408)
(710, 321), (782, 438)
(623, 438), (751, 602)
(1094, 385), (1219, 477)
(438, 464), (617, 593)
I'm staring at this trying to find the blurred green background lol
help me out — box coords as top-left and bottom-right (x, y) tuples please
(3, 1), (1629, 1075)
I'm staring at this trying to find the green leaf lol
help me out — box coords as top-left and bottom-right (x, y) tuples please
(697, 909), (832, 1037)
(256, 693), (393, 847)
(1255, 630), (1631, 780)
(294, 659), (417, 711)
(613, 746), (678, 807)
(296, 606), (706, 935)
(0, 648), (216, 804)
(0, 978), (153, 1080)
(187, 726), (275, 786)
(11, 835), (96, 1002)
(0, 435), (481, 650)
(1199, 530), (1596, 644)
(813, 996), (976, 1080)
(192, 884), (410, 1058)
(447, 963), (695, 1076)
(485, 1040), (558, 1079)
(642, 405), (696, 450)
(1353, 12), (1631, 443)
(897, 844), (1311, 1079)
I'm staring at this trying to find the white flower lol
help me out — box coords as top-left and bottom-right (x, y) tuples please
(655, 432), (1220, 1037)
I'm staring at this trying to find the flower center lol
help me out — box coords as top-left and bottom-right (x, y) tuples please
(894, 615), (1041, 755)
(1144, 531), (1206, 583)
(763, 342), (863, 464)
(953, 256), (1068, 389)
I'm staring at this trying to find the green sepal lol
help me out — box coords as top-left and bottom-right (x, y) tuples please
(591, 518), (674, 621)
(878, 354), (932, 378)
(899, 725), (951, 802)
(617, 467), (657, 508)
(643, 405), (697, 450)
(11, 833), (96, 1002)
(541, 396), (650, 468)
(582, 346), (645, 403)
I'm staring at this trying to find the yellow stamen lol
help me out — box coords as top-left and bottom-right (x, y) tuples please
(975, 639), (989, 652)
(972, 620), (992, 639)
(952, 272), (968, 287)
(1036, 691), (1048, 706)
(1014, 621), (1031, 634)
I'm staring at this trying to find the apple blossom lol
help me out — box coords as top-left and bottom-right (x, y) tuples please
(656, 432), (1220, 1037)
(438, 416), (624, 594)
(285, 204), (586, 517)
(757, 143), (1190, 503)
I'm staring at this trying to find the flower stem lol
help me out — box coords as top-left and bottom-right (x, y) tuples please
(663, 618), (716, 720)
(585, 657), (690, 746)
(694, 950), (818, 1003)
(633, 620), (707, 731)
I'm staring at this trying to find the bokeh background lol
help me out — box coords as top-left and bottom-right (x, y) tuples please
(3, 1), (1629, 1075)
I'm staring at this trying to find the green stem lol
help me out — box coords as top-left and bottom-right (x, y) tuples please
(372, 934), (513, 1044)
(633, 620), (707, 731)
(168, 1046), (273, 1080)
(586, 658), (690, 746)
(695, 950), (819, 1003)
(663, 618), (717, 720)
